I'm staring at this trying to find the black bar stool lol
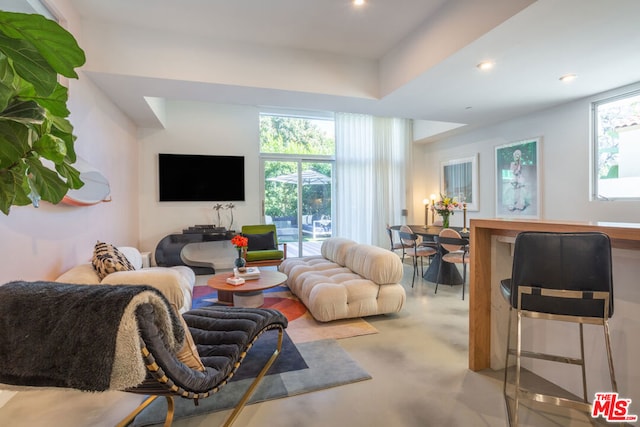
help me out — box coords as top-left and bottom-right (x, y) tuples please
(500, 231), (617, 426)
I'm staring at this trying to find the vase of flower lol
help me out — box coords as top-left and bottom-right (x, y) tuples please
(234, 249), (246, 270)
(431, 194), (460, 228)
(441, 212), (450, 228)
(230, 235), (248, 272)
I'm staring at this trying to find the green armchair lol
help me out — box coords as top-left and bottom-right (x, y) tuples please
(241, 224), (287, 267)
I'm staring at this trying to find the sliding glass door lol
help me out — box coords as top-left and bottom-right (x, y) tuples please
(262, 158), (333, 257)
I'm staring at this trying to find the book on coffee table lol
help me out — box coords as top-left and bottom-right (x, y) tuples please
(226, 277), (245, 285)
(233, 266), (261, 280)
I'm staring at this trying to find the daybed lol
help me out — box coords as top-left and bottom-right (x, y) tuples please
(0, 281), (287, 427)
(279, 237), (405, 322)
(56, 243), (196, 313)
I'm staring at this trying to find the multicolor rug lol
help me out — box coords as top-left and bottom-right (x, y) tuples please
(131, 326), (372, 426)
(192, 284), (379, 343)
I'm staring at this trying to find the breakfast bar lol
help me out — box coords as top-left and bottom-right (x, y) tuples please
(468, 218), (640, 371)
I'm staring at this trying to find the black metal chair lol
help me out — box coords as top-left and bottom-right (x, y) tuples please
(434, 229), (470, 299)
(386, 224), (410, 261)
(500, 232), (616, 426)
(398, 230), (436, 288)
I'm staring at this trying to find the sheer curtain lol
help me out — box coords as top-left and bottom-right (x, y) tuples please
(335, 113), (412, 247)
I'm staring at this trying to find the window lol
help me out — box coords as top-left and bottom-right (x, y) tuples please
(259, 114), (335, 155)
(259, 112), (335, 257)
(592, 90), (640, 200)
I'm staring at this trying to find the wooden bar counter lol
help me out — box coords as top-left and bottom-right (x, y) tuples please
(468, 218), (640, 371)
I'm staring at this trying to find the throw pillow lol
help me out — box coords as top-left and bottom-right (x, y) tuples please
(245, 231), (276, 251)
(172, 305), (205, 372)
(92, 241), (136, 280)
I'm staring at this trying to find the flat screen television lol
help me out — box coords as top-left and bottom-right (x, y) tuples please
(158, 153), (245, 201)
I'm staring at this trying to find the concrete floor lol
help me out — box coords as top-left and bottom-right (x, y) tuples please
(0, 262), (612, 427)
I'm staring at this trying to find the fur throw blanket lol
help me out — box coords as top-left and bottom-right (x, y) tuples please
(0, 281), (184, 392)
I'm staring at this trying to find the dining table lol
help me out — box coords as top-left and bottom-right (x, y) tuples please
(407, 225), (469, 284)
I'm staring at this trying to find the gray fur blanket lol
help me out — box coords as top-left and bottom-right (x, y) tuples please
(0, 281), (184, 392)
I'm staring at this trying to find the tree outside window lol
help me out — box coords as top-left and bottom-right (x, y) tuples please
(259, 115), (334, 220)
(593, 91), (640, 200)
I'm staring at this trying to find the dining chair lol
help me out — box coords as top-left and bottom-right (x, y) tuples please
(398, 227), (436, 288)
(434, 228), (470, 299)
(386, 224), (410, 261)
(500, 231), (616, 426)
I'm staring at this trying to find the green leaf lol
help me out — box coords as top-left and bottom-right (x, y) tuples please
(0, 170), (16, 214)
(0, 120), (29, 167)
(0, 32), (56, 96)
(49, 112), (73, 134)
(50, 124), (77, 163)
(33, 133), (66, 163)
(15, 79), (70, 118)
(34, 83), (69, 117)
(0, 161), (29, 214)
(0, 11), (85, 79)
(56, 161), (83, 189)
(25, 157), (68, 204)
(0, 99), (45, 125)
(0, 52), (15, 112)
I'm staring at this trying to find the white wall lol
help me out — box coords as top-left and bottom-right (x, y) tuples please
(415, 82), (640, 225)
(0, 0), (139, 283)
(137, 100), (263, 260)
(414, 82), (640, 411)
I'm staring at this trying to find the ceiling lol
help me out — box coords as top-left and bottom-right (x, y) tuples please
(59, 0), (640, 140)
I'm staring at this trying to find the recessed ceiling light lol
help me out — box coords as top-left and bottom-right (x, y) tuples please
(353, 0), (365, 6)
(477, 61), (495, 71)
(559, 73), (577, 83)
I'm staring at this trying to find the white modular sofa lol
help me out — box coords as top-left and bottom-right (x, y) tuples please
(56, 246), (196, 313)
(279, 237), (405, 322)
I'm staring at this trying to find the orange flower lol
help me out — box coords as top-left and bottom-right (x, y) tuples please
(231, 235), (248, 248)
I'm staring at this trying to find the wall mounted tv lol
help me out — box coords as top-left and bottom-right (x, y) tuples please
(158, 153), (245, 202)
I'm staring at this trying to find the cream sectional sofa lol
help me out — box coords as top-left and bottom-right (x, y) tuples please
(279, 237), (405, 322)
(56, 246), (196, 313)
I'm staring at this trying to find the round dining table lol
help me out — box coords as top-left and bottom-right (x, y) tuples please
(407, 225), (469, 285)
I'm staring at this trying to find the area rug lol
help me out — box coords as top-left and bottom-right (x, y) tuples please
(192, 284), (379, 343)
(130, 330), (371, 426)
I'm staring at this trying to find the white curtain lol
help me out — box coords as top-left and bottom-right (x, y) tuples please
(335, 113), (412, 247)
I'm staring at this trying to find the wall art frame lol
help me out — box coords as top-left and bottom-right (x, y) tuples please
(440, 154), (479, 211)
(495, 137), (541, 218)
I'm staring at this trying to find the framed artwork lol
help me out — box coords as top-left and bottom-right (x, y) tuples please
(495, 137), (541, 218)
(440, 154), (479, 211)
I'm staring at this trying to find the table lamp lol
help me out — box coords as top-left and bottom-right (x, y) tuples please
(423, 199), (429, 226)
(430, 194), (436, 224)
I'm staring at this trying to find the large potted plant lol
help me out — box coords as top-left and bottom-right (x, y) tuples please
(0, 11), (86, 215)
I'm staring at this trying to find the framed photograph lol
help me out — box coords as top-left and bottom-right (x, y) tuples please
(495, 137), (541, 218)
(440, 154), (479, 211)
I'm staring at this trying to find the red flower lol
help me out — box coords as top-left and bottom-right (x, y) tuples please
(231, 235), (248, 248)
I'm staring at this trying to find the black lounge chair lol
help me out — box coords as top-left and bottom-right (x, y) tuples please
(0, 281), (288, 427)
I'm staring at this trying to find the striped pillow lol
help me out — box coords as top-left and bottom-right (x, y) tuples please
(92, 241), (135, 280)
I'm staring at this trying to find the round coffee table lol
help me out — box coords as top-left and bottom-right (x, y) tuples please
(207, 270), (288, 307)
